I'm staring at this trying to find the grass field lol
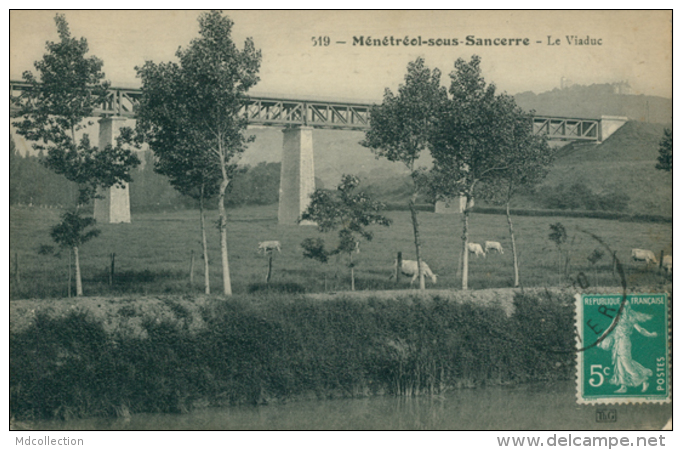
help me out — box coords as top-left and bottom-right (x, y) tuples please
(9, 204), (672, 299)
(9, 204), (672, 422)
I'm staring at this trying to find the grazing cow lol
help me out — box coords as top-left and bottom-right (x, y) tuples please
(258, 240), (281, 253)
(484, 241), (504, 254)
(467, 243), (486, 258)
(662, 255), (672, 275)
(631, 248), (658, 265)
(394, 259), (437, 285)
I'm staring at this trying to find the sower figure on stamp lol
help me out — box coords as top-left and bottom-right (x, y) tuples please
(598, 304), (658, 393)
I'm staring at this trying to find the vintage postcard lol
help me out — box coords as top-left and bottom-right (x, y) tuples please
(8, 10), (672, 437)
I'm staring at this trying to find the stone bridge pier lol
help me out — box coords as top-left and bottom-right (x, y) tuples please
(93, 116), (132, 224)
(278, 126), (316, 225)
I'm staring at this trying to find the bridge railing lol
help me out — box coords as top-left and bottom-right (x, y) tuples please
(11, 80), (601, 139)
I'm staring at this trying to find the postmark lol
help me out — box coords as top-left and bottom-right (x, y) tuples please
(576, 293), (670, 404)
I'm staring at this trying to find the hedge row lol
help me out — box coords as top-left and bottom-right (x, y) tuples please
(383, 202), (434, 212)
(383, 202), (671, 224)
(471, 206), (672, 224)
(10, 291), (575, 421)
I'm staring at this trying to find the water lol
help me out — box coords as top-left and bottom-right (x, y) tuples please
(17, 381), (671, 430)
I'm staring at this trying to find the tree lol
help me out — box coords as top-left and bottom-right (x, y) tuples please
(11, 14), (139, 296)
(135, 10), (261, 295)
(135, 60), (223, 295)
(428, 55), (548, 290)
(50, 212), (101, 296)
(300, 175), (391, 291)
(656, 128), (672, 172)
(361, 58), (446, 289)
(476, 130), (553, 287)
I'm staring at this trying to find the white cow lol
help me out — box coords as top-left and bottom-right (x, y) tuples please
(258, 240), (281, 253)
(662, 255), (672, 275)
(394, 259), (437, 285)
(467, 243), (486, 258)
(631, 248), (658, 265)
(484, 241), (504, 254)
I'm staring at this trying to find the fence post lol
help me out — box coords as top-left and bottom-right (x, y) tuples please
(189, 250), (195, 287)
(109, 253), (116, 287)
(395, 251), (402, 284)
(14, 251), (20, 285)
(68, 250), (72, 298)
(266, 251), (273, 283)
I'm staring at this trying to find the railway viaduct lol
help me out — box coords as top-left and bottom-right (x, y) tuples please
(10, 81), (628, 224)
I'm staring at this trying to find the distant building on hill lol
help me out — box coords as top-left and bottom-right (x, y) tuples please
(612, 81), (633, 95)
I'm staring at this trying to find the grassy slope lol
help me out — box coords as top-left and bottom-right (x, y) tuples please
(9, 204), (672, 299)
(517, 121), (672, 216)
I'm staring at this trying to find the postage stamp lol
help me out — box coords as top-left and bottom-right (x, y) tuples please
(576, 293), (671, 404)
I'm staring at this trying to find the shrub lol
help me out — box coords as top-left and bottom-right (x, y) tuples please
(512, 291), (575, 381)
(538, 183), (629, 212)
(11, 292), (579, 420)
(10, 310), (111, 419)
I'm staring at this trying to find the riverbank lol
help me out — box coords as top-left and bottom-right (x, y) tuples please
(9, 287), (666, 422)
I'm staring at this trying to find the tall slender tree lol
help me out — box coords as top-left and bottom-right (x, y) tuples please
(135, 60), (223, 294)
(429, 55), (548, 290)
(135, 10), (261, 295)
(361, 58), (446, 289)
(476, 134), (553, 287)
(11, 14), (139, 296)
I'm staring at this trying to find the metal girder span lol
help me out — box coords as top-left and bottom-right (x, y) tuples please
(12, 81), (372, 129)
(12, 81), (607, 139)
(532, 116), (599, 141)
(243, 99), (371, 129)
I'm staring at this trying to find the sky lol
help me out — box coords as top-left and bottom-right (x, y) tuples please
(9, 10), (673, 103)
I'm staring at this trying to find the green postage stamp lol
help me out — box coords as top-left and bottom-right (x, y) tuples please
(576, 294), (670, 404)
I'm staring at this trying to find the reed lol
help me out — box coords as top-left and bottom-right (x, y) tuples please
(10, 289), (586, 421)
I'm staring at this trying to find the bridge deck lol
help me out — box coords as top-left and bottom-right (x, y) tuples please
(10, 81), (600, 140)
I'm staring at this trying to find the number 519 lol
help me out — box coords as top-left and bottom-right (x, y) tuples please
(312, 36), (330, 46)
